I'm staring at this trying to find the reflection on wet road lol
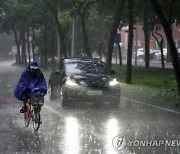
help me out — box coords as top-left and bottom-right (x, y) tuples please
(0, 61), (180, 154)
(40, 97), (180, 154)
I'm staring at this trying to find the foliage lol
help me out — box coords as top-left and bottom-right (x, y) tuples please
(88, 7), (113, 55)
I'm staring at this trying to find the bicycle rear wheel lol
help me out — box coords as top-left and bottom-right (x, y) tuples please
(32, 106), (41, 131)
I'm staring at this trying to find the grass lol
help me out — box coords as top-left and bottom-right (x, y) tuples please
(112, 64), (179, 103)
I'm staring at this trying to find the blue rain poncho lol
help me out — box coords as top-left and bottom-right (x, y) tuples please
(14, 61), (47, 101)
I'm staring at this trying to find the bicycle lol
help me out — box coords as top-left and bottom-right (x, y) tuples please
(24, 93), (44, 131)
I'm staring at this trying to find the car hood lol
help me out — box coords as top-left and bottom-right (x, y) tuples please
(68, 73), (111, 87)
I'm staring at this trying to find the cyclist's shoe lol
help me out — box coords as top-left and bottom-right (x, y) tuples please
(20, 106), (27, 113)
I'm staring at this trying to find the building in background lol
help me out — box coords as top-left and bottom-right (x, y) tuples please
(120, 24), (180, 52)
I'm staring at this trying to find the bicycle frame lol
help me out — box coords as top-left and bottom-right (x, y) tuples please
(23, 93), (44, 131)
(24, 101), (32, 127)
(24, 100), (42, 131)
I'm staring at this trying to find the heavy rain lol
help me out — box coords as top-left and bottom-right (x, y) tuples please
(0, 0), (180, 154)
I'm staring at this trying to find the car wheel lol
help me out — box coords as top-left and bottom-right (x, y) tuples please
(48, 82), (56, 100)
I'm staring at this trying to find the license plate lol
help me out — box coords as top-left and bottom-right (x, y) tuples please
(87, 90), (102, 96)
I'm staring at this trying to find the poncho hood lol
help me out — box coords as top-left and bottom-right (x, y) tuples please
(28, 61), (39, 69)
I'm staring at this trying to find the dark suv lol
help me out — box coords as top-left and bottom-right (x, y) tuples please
(48, 58), (120, 106)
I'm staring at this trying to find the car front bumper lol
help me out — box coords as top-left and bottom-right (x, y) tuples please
(62, 83), (121, 105)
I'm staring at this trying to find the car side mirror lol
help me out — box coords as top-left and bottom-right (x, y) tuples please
(111, 70), (116, 75)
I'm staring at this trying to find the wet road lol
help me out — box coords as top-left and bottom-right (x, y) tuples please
(0, 61), (180, 154)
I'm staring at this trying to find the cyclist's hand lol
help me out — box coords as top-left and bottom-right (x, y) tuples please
(32, 88), (40, 93)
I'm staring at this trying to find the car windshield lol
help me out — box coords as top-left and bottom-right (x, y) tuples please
(65, 60), (107, 74)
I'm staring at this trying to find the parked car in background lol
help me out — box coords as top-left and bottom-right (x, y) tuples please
(136, 48), (144, 59)
(154, 49), (167, 60)
(48, 58), (121, 107)
(149, 49), (159, 60)
(135, 48), (158, 60)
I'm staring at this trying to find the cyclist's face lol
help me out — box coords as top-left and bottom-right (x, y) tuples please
(31, 69), (38, 74)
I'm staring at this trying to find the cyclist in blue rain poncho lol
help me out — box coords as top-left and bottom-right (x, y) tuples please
(14, 61), (47, 113)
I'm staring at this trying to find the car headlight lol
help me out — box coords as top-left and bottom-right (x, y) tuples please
(66, 79), (78, 86)
(109, 78), (118, 86)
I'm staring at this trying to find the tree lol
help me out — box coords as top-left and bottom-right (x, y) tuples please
(74, 0), (101, 57)
(88, 7), (113, 59)
(106, 0), (126, 73)
(152, 25), (165, 69)
(150, 0), (180, 101)
(0, 0), (24, 64)
(116, 33), (123, 66)
(126, 0), (134, 84)
(143, 0), (150, 69)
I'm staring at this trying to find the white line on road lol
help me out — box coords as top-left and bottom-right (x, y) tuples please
(6, 84), (12, 87)
(121, 97), (180, 115)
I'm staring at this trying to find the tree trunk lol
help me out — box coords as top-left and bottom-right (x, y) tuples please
(21, 25), (27, 65)
(32, 27), (35, 61)
(155, 26), (165, 69)
(143, 1), (150, 69)
(49, 28), (57, 68)
(166, 43), (171, 62)
(116, 34), (122, 66)
(160, 41), (165, 69)
(98, 40), (103, 60)
(106, 0), (126, 73)
(166, 0), (174, 63)
(16, 44), (21, 64)
(54, 15), (67, 59)
(152, 26), (165, 69)
(117, 42), (122, 66)
(80, 13), (91, 57)
(126, 0), (134, 84)
(43, 29), (48, 68)
(151, 0), (180, 98)
(32, 27), (36, 60)
(27, 25), (31, 63)
(13, 28), (21, 64)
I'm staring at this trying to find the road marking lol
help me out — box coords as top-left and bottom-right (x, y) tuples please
(6, 84), (12, 87)
(121, 97), (180, 115)
(44, 104), (133, 153)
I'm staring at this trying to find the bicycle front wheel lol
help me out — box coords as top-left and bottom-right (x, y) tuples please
(24, 110), (31, 127)
(32, 108), (41, 131)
